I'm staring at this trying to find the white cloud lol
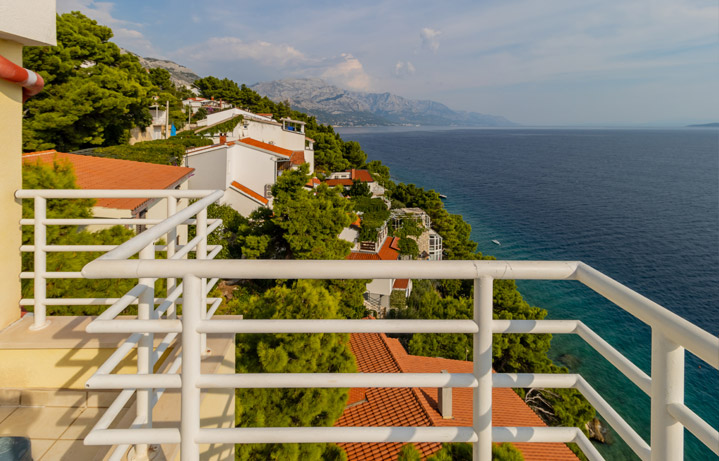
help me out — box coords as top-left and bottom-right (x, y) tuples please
(177, 37), (307, 67)
(394, 60), (416, 77)
(420, 27), (441, 53)
(321, 53), (372, 91)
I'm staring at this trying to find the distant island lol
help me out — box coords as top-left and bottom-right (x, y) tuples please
(687, 122), (719, 128)
(251, 78), (517, 128)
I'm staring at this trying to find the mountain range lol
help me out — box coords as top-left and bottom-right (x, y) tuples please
(251, 78), (516, 127)
(129, 51), (515, 127)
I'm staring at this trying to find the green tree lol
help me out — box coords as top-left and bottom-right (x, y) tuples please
(232, 281), (355, 461)
(23, 12), (155, 151)
(396, 443), (422, 461)
(312, 132), (349, 173)
(272, 165), (354, 260)
(341, 141), (366, 168)
(426, 443), (524, 461)
(22, 159), (137, 315)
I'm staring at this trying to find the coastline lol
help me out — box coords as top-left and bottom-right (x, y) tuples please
(339, 126), (719, 460)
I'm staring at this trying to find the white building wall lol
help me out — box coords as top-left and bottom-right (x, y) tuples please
(304, 148), (315, 174)
(240, 121), (305, 151)
(229, 145), (277, 196)
(366, 278), (394, 297)
(186, 147), (229, 191)
(223, 188), (263, 217)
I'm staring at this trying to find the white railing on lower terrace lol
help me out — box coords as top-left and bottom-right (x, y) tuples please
(17, 188), (719, 461)
(15, 188), (224, 461)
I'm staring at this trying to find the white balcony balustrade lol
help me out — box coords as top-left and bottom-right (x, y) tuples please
(15, 188), (719, 461)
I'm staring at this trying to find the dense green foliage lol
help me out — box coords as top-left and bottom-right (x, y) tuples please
(23, 12), (154, 151)
(147, 67), (193, 130)
(396, 443), (525, 461)
(21, 160), (137, 315)
(232, 281), (355, 461)
(196, 114), (243, 136)
(94, 135), (212, 165)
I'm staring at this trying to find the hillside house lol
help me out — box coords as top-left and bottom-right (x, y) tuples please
(391, 207), (443, 260)
(22, 150), (193, 239)
(325, 169), (385, 197)
(185, 138), (309, 216)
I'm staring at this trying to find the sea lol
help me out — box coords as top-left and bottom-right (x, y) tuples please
(336, 126), (719, 460)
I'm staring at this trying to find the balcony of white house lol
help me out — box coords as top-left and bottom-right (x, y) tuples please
(0, 187), (717, 461)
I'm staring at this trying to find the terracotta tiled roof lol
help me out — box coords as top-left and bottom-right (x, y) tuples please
(349, 169), (374, 182)
(22, 150), (193, 212)
(289, 150), (305, 166)
(238, 137), (294, 158)
(305, 177), (321, 188)
(256, 113), (273, 117)
(338, 332), (578, 461)
(230, 181), (268, 205)
(347, 237), (400, 261)
(325, 178), (354, 187)
(393, 279), (410, 290)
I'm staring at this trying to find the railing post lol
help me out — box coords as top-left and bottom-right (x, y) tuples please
(181, 274), (202, 460)
(651, 328), (684, 460)
(166, 196), (177, 319)
(196, 208), (208, 355)
(30, 196), (49, 330)
(135, 243), (156, 460)
(473, 276), (493, 461)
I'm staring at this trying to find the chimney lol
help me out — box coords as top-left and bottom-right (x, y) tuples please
(438, 370), (452, 419)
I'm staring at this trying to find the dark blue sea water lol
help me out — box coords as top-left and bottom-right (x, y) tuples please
(337, 127), (719, 460)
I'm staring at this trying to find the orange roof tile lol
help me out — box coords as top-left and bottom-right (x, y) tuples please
(393, 279), (410, 290)
(338, 332), (579, 461)
(349, 169), (374, 182)
(238, 137), (294, 158)
(325, 178), (354, 187)
(230, 181), (268, 205)
(289, 150), (305, 166)
(22, 150), (193, 212)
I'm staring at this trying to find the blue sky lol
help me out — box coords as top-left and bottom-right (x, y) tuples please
(58, 0), (718, 125)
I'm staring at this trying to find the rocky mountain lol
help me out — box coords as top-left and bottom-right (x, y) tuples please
(251, 78), (516, 127)
(122, 50), (201, 89)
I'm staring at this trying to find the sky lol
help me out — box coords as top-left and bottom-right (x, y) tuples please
(57, 0), (719, 126)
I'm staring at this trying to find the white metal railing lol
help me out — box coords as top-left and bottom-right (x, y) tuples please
(15, 188), (224, 461)
(16, 188), (719, 461)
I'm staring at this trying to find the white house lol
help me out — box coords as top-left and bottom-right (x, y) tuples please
(325, 169), (385, 197)
(185, 137), (310, 216)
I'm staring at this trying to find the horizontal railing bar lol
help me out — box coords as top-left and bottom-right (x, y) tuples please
(493, 373), (578, 388)
(576, 263), (719, 369)
(83, 259), (580, 280)
(196, 373), (478, 389)
(576, 322), (652, 395)
(24, 218), (177, 226)
(576, 376), (651, 460)
(16, 189), (218, 199)
(195, 426), (476, 444)
(197, 319), (478, 334)
(86, 319), (182, 334)
(84, 428), (181, 445)
(492, 426), (583, 443)
(20, 296), (219, 306)
(493, 319), (578, 334)
(19, 244), (222, 253)
(667, 403), (719, 456)
(86, 374), (181, 390)
(20, 271), (84, 279)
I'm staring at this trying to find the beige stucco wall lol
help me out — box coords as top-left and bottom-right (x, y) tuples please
(0, 39), (24, 330)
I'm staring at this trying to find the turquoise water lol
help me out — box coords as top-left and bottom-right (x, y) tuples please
(338, 127), (719, 460)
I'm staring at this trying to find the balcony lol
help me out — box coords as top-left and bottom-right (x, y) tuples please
(3, 188), (718, 461)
